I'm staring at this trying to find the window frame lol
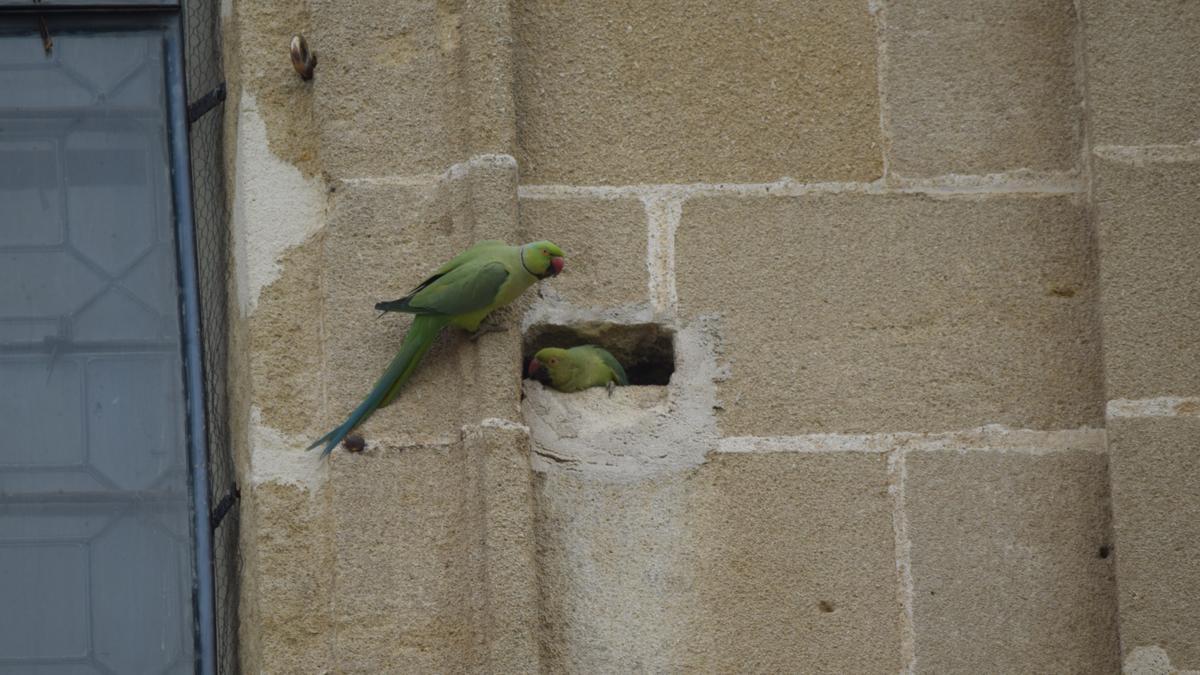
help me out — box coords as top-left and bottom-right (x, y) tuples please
(0, 5), (218, 673)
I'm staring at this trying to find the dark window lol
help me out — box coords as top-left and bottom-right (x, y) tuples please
(0, 5), (228, 673)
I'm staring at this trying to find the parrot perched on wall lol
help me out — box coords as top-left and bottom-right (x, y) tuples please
(308, 240), (565, 456)
(528, 345), (629, 396)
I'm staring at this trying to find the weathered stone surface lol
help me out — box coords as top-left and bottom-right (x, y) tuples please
(686, 452), (901, 672)
(884, 0), (1079, 176)
(1095, 157), (1200, 399)
(323, 426), (536, 672)
(225, 0), (320, 176)
(1083, 0), (1200, 146)
(246, 234), (325, 437)
(461, 424), (540, 671)
(305, 0), (515, 179)
(514, 0), (882, 185)
(224, 0), (1191, 670)
(906, 450), (1119, 672)
(238, 482), (334, 674)
(518, 197), (648, 308)
(328, 442), (483, 671)
(1108, 417), (1200, 670)
(534, 470), (696, 673)
(532, 451), (900, 673)
(676, 193), (1103, 436)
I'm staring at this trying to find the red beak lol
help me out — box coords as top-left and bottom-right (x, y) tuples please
(549, 257), (564, 276)
(528, 358), (542, 376)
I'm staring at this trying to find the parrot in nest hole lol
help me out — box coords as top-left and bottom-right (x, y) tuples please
(309, 239), (565, 456)
(528, 345), (629, 396)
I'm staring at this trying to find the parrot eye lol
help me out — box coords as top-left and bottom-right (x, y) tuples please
(541, 248), (548, 256)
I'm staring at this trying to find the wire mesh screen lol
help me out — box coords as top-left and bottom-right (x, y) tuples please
(182, 0), (239, 671)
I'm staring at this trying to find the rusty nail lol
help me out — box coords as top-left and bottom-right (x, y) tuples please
(290, 34), (316, 80)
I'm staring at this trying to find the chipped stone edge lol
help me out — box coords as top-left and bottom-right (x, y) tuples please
(230, 92), (327, 316)
(247, 406), (328, 491)
(519, 300), (659, 333)
(520, 311), (725, 479)
(1123, 645), (1200, 675)
(1107, 397), (1200, 419)
(476, 417), (531, 433)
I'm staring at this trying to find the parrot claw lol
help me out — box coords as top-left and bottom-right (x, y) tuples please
(469, 321), (507, 342)
(606, 380), (615, 397)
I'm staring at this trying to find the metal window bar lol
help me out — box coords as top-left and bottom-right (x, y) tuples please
(180, 0), (237, 671)
(164, 19), (218, 675)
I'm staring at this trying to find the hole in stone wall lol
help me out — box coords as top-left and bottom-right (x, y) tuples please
(523, 322), (675, 386)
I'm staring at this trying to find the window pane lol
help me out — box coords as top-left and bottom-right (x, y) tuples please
(0, 23), (195, 674)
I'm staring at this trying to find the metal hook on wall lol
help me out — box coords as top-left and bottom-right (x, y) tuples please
(290, 35), (316, 80)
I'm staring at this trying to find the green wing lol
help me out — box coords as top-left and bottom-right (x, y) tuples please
(376, 241), (508, 315)
(428, 240), (506, 278)
(387, 261), (509, 317)
(587, 346), (629, 385)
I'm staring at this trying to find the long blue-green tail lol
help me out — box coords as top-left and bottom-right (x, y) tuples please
(308, 315), (449, 456)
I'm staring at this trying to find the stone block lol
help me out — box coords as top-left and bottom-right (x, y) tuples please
(676, 193), (1103, 436)
(884, 0), (1079, 176)
(239, 482), (334, 673)
(905, 449), (1119, 672)
(1083, 0), (1200, 145)
(328, 443), (483, 672)
(1108, 417), (1200, 670)
(686, 451), (901, 672)
(1095, 157), (1200, 399)
(515, 0), (882, 184)
(326, 428), (536, 672)
(461, 423), (539, 671)
(516, 195), (648, 306)
(534, 470), (697, 673)
(518, 197), (649, 308)
(532, 451), (900, 672)
(307, 0), (518, 178)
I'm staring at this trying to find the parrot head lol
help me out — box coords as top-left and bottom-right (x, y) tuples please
(528, 347), (574, 385)
(521, 241), (565, 279)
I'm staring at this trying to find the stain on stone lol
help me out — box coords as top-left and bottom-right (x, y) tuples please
(1097, 545), (1111, 559)
(1175, 400), (1200, 415)
(374, 29), (418, 66)
(818, 600), (835, 613)
(228, 0), (320, 176)
(436, 0), (463, 55)
(1047, 284), (1078, 298)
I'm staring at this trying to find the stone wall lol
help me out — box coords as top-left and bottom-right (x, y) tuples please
(221, 0), (1198, 671)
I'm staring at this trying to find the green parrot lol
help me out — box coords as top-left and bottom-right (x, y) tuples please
(309, 240), (565, 456)
(527, 345), (629, 395)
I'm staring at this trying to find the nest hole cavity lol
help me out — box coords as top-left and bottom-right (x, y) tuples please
(523, 321), (675, 386)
